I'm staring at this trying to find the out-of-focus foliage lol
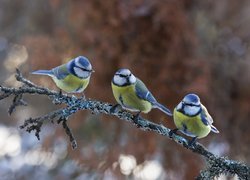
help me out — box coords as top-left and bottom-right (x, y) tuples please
(0, 0), (249, 179)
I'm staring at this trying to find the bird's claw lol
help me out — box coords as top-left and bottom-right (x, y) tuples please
(169, 128), (179, 138)
(110, 104), (122, 114)
(133, 112), (142, 128)
(188, 137), (197, 147)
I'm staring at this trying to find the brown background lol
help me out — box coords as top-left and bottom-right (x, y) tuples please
(0, 0), (249, 179)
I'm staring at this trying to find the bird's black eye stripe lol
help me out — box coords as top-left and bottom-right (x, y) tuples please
(117, 74), (130, 78)
(77, 66), (92, 72)
(182, 101), (199, 107)
(85, 69), (92, 72)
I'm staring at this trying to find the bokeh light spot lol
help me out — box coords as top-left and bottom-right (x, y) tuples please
(118, 154), (137, 175)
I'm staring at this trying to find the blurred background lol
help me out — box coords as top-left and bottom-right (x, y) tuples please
(0, 0), (249, 179)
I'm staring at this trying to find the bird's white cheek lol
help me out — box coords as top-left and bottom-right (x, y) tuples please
(184, 106), (200, 116)
(176, 102), (182, 111)
(129, 75), (136, 84)
(73, 67), (90, 78)
(113, 76), (127, 86)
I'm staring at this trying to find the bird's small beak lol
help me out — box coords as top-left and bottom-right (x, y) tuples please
(91, 69), (95, 73)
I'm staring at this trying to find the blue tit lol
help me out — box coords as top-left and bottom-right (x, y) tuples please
(111, 68), (172, 119)
(32, 56), (94, 93)
(172, 93), (219, 146)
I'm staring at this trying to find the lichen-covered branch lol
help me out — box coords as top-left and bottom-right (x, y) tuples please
(0, 69), (249, 179)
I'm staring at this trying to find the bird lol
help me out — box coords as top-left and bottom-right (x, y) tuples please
(171, 93), (219, 146)
(31, 56), (94, 93)
(111, 68), (172, 122)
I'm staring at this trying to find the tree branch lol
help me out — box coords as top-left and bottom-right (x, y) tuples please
(0, 69), (249, 179)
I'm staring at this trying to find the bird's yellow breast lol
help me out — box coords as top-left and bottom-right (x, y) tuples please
(173, 108), (211, 138)
(111, 82), (152, 113)
(52, 75), (90, 93)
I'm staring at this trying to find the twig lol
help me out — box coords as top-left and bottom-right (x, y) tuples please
(8, 94), (27, 115)
(61, 119), (77, 149)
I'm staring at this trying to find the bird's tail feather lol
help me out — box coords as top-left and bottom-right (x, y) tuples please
(153, 102), (172, 116)
(31, 70), (54, 76)
(211, 125), (219, 133)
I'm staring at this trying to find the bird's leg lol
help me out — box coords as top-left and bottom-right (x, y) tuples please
(110, 104), (122, 114)
(133, 111), (142, 127)
(188, 137), (198, 147)
(58, 89), (62, 96)
(80, 93), (86, 100)
(53, 89), (63, 105)
(169, 128), (179, 138)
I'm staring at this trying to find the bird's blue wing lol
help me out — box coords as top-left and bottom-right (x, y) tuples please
(135, 78), (172, 116)
(200, 104), (213, 126)
(31, 70), (54, 76)
(51, 64), (70, 80)
(135, 78), (157, 103)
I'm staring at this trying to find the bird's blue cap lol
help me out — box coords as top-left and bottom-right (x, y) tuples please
(183, 93), (200, 105)
(115, 68), (131, 76)
(75, 56), (92, 71)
